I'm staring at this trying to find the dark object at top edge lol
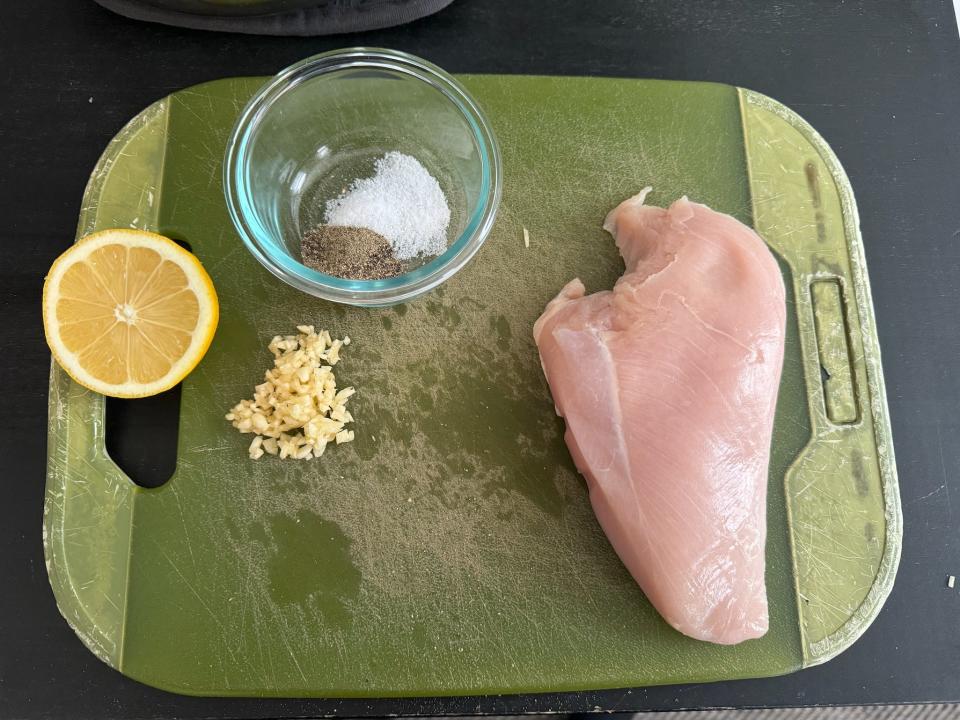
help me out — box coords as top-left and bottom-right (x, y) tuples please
(94, 0), (455, 35)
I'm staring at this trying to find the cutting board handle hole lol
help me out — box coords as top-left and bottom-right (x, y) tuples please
(168, 236), (193, 252)
(104, 384), (182, 489)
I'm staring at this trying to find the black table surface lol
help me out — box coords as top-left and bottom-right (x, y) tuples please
(3, 1), (960, 717)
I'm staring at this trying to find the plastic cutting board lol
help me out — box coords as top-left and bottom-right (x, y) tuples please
(44, 75), (901, 697)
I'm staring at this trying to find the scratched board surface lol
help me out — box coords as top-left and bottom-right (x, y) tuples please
(44, 76), (900, 696)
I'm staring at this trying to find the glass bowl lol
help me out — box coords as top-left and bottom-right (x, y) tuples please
(223, 48), (502, 307)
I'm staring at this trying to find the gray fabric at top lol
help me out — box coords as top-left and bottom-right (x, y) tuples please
(93, 0), (454, 35)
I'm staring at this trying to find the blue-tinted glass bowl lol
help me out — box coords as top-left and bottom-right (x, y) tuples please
(224, 48), (502, 307)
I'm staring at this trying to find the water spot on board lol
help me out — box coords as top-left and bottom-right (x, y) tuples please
(393, 303), (408, 317)
(418, 364), (440, 387)
(351, 432), (378, 461)
(247, 521), (269, 547)
(490, 314), (512, 343)
(445, 306), (462, 327)
(411, 387), (433, 412)
(424, 300), (462, 328)
(403, 361), (574, 517)
(263, 511), (361, 624)
(381, 315), (393, 331)
(349, 347), (383, 364)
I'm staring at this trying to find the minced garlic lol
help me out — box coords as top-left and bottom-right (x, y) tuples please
(226, 325), (355, 460)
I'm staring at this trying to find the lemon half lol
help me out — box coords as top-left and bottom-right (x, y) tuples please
(42, 229), (219, 398)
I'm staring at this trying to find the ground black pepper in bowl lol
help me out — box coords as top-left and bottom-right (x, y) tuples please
(300, 225), (404, 280)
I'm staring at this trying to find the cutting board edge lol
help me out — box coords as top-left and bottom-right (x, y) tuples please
(42, 74), (899, 697)
(739, 86), (902, 668)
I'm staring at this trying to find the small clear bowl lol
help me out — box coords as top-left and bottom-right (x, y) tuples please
(224, 48), (502, 307)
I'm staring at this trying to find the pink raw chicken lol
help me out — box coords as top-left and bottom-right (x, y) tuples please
(533, 189), (786, 645)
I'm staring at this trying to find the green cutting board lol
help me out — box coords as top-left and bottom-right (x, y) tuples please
(44, 75), (901, 697)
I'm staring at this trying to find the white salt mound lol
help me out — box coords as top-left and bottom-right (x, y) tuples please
(324, 152), (451, 261)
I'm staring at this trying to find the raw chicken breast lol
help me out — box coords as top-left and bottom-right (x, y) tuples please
(533, 189), (785, 645)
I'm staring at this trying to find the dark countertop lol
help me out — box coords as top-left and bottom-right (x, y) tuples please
(2, 1), (960, 717)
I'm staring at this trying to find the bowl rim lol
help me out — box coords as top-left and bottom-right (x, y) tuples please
(223, 47), (502, 307)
